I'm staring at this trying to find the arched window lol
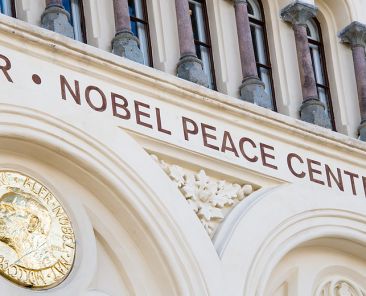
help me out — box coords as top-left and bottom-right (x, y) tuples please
(247, 0), (276, 110)
(128, 0), (153, 67)
(189, 0), (216, 90)
(0, 0), (15, 16)
(306, 18), (335, 130)
(62, 0), (87, 42)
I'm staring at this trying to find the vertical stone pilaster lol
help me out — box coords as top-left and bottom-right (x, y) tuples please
(41, 0), (74, 39)
(175, 0), (209, 87)
(234, 0), (270, 108)
(111, 0), (144, 64)
(281, 1), (331, 128)
(338, 22), (366, 141)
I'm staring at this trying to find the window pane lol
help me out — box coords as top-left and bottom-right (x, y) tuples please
(248, 1), (275, 110)
(247, 0), (262, 20)
(310, 45), (325, 85)
(198, 45), (214, 89)
(189, 0), (216, 89)
(307, 18), (334, 129)
(189, 1), (207, 43)
(0, 0), (13, 16)
(62, 0), (85, 42)
(259, 67), (274, 110)
(128, 0), (152, 66)
(137, 22), (150, 66)
(250, 23), (267, 65)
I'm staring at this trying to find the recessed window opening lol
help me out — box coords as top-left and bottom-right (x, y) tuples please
(306, 18), (335, 130)
(128, 0), (153, 67)
(0, 0), (15, 17)
(62, 0), (87, 43)
(247, 0), (276, 111)
(189, 0), (216, 90)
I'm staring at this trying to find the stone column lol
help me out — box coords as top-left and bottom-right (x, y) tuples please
(338, 22), (366, 141)
(111, 0), (144, 64)
(281, 1), (331, 128)
(175, 0), (208, 87)
(41, 0), (74, 38)
(234, 0), (270, 108)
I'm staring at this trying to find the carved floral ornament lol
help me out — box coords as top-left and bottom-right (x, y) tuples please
(152, 155), (256, 236)
(316, 279), (366, 296)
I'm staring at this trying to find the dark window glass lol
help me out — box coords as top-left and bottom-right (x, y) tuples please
(306, 18), (335, 130)
(247, 0), (276, 111)
(189, 0), (216, 90)
(128, 0), (153, 67)
(0, 0), (15, 16)
(62, 0), (87, 42)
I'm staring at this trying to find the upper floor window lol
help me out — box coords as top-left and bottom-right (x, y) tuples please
(189, 0), (216, 90)
(0, 0), (15, 16)
(306, 18), (335, 130)
(247, 0), (276, 110)
(129, 0), (153, 66)
(62, 0), (86, 42)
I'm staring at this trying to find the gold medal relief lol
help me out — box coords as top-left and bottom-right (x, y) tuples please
(0, 171), (75, 290)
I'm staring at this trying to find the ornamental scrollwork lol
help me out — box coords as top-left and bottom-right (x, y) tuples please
(316, 279), (366, 296)
(152, 155), (256, 236)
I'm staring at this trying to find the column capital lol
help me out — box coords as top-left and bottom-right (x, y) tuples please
(233, 0), (248, 5)
(338, 21), (366, 48)
(281, 1), (317, 26)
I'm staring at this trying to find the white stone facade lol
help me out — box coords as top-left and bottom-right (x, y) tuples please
(1, 1), (366, 295)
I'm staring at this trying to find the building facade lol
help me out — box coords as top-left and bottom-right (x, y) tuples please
(1, 0), (366, 295)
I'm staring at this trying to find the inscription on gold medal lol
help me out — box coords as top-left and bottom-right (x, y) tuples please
(0, 171), (75, 289)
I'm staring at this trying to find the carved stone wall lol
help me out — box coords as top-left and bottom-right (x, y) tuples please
(152, 155), (256, 237)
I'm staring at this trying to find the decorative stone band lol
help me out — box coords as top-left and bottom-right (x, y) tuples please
(41, 3), (74, 39)
(152, 155), (255, 237)
(315, 279), (366, 296)
(280, 1), (317, 27)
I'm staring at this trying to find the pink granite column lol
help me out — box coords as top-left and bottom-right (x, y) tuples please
(175, 0), (208, 87)
(113, 0), (131, 33)
(233, 0), (269, 108)
(41, 0), (74, 38)
(111, 0), (144, 64)
(339, 22), (366, 140)
(281, 1), (330, 128)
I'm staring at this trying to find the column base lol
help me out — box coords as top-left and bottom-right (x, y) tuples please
(358, 121), (366, 141)
(177, 55), (209, 88)
(299, 98), (331, 128)
(239, 77), (272, 109)
(41, 5), (74, 39)
(112, 31), (144, 64)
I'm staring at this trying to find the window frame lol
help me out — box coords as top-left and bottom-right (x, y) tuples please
(247, 0), (277, 111)
(129, 0), (153, 67)
(307, 18), (336, 130)
(0, 0), (16, 17)
(189, 0), (217, 90)
(62, 0), (87, 43)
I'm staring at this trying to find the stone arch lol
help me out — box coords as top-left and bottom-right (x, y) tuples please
(213, 184), (366, 296)
(0, 103), (222, 295)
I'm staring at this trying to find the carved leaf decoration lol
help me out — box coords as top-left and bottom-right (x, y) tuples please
(198, 204), (224, 221)
(152, 155), (255, 236)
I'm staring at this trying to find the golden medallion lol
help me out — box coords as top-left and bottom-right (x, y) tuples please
(0, 171), (75, 289)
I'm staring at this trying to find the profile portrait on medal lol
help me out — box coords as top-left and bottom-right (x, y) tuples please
(0, 187), (56, 269)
